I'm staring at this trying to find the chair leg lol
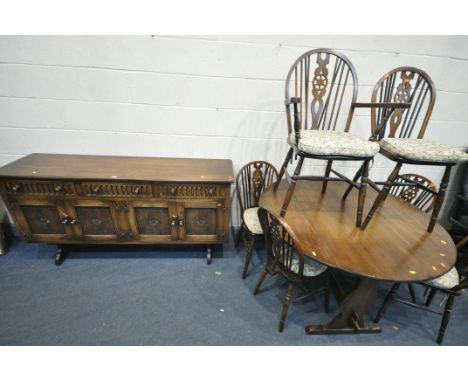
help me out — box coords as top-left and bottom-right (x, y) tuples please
(279, 281), (294, 332)
(324, 271), (331, 313)
(456, 234), (468, 250)
(425, 288), (437, 307)
(361, 161), (402, 230)
(241, 234), (255, 280)
(408, 283), (417, 303)
(342, 162), (365, 201)
(321, 160), (333, 194)
(234, 223), (244, 249)
(280, 156), (305, 217)
(273, 148), (294, 192)
(437, 295), (455, 345)
(253, 269), (268, 295)
(428, 165), (452, 233)
(374, 282), (400, 323)
(356, 159), (370, 228)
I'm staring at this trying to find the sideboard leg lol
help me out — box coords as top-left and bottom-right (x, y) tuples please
(206, 246), (212, 265)
(55, 244), (70, 266)
(0, 225), (7, 256)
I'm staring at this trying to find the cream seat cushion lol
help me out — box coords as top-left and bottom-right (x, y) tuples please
(290, 253), (328, 277)
(426, 267), (459, 290)
(380, 138), (468, 163)
(243, 207), (263, 234)
(288, 130), (379, 158)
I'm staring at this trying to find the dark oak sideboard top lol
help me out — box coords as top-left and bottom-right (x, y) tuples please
(0, 154), (234, 183)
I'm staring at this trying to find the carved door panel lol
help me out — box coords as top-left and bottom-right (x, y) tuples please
(176, 200), (225, 242)
(66, 200), (122, 241)
(8, 199), (74, 241)
(128, 200), (178, 242)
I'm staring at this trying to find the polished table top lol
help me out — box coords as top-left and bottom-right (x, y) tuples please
(260, 180), (457, 282)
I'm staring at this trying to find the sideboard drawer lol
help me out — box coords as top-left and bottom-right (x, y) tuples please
(153, 183), (227, 199)
(80, 182), (153, 197)
(2, 180), (76, 196)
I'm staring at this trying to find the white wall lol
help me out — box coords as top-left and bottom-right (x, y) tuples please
(1, 35), (468, 225)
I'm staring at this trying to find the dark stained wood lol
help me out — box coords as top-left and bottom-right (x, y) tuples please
(357, 67), (453, 233)
(275, 49), (375, 228)
(0, 224), (6, 255)
(74, 206), (116, 236)
(134, 207), (171, 235)
(235, 161), (279, 279)
(260, 180), (457, 282)
(372, 176), (467, 344)
(254, 208), (329, 332)
(369, 67), (436, 140)
(0, 154), (233, 264)
(0, 154), (234, 183)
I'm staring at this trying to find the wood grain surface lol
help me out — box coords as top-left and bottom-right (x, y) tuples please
(260, 180), (457, 282)
(0, 154), (234, 183)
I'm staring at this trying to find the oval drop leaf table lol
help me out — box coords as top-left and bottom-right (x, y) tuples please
(260, 180), (457, 335)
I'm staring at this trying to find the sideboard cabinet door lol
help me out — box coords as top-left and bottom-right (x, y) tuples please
(8, 199), (74, 241)
(129, 200), (178, 242)
(66, 200), (120, 241)
(176, 200), (226, 243)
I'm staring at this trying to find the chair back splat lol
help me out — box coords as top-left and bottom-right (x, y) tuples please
(370, 67), (436, 140)
(235, 161), (279, 215)
(390, 173), (437, 213)
(285, 48), (359, 135)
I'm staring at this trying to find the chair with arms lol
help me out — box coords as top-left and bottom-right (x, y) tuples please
(373, 173), (468, 344)
(352, 67), (467, 232)
(253, 207), (328, 332)
(273, 48), (380, 227)
(235, 161), (279, 279)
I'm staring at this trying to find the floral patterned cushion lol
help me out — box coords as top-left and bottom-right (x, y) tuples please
(426, 267), (459, 289)
(243, 207), (263, 234)
(290, 253), (328, 277)
(380, 138), (468, 163)
(288, 130), (379, 158)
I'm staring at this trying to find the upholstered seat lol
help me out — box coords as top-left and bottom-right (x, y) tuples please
(380, 138), (468, 163)
(290, 253), (327, 277)
(243, 207), (263, 235)
(288, 130), (380, 158)
(426, 267), (459, 290)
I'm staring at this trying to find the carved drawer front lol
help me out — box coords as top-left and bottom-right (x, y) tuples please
(81, 182), (152, 197)
(135, 207), (171, 235)
(74, 206), (116, 235)
(3, 180), (75, 196)
(184, 208), (217, 235)
(22, 205), (66, 235)
(153, 183), (224, 199)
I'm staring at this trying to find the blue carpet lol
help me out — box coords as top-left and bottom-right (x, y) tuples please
(0, 237), (466, 345)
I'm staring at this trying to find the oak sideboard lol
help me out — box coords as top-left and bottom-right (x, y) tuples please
(0, 154), (234, 265)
